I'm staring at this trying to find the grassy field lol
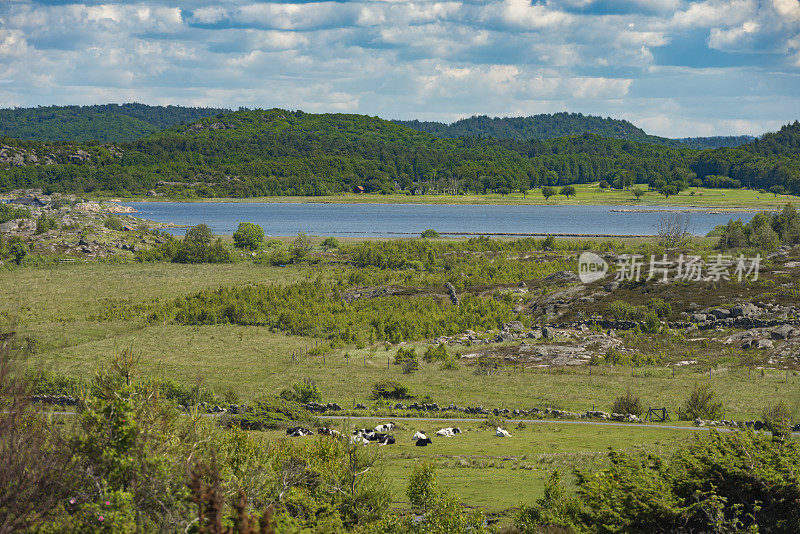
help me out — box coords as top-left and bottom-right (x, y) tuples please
(111, 184), (800, 210)
(5, 261), (800, 420)
(256, 417), (696, 516)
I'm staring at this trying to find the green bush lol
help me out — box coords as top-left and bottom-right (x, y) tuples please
(232, 396), (314, 430)
(10, 242), (27, 264)
(762, 401), (792, 439)
(0, 203), (30, 223)
(514, 470), (582, 532)
(406, 462), (438, 510)
(35, 214), (58, 234)
(681, 383), (724, 420)
(420, 229), (440, 238)
(422, 343), (448, 363)
(371, 379), (412, 400)
(103, 217), (124, 231)
(575, 432), (800, 533)
(606, 300), (642, 321)
(320, 237), (340, 249)
(279, 379), (323, 404)
(232, 222), (264, 250)
(612, 388), (644, 416)
(647, 297), (672, 318)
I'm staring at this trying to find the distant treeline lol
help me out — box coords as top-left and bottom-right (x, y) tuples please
(395, 112), (754, 149)
(0, 109), (798, 197)
(0, 103), (231, 142)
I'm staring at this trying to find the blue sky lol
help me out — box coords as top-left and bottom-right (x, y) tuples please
(0, 0), (799, 137)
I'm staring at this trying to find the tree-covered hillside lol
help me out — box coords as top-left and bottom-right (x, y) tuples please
(0, 103), (231, 143)
(0, 109), (798, 197)
(396, 113), (753, 149)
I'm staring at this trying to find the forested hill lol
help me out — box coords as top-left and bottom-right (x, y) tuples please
(0, 108), (798, 198)
(395, 113), (753, 149)
(0, 103), (232, 143)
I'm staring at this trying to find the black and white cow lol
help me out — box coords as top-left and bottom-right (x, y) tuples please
(318, 427), (341, 438)
(375, 422), (396, 432)
(372, 433), (396, 445)
(435, 427), (462, 437)
(412, 430), (432, 446)
(286, 427), (313, 437)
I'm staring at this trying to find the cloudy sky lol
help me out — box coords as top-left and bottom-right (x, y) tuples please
(0, 0), (799, 137)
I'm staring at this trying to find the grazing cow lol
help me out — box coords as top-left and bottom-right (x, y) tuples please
(496, 427), (512, 438)
(318, 427), (340, 438)
(375, 422), (396, 432)
(415, 437), (432, 446)
(435, 427), (462, 437)
(286, 427), (313, 437)
(373, 433), (396, 445)
(412, 430), (427, 441)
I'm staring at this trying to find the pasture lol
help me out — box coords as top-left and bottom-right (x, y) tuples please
(257, 417), (697, 514)
(5, 261), (800, 420)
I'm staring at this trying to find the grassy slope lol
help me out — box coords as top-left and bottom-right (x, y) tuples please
(5, 261), (800, 418)
(111, 184), (800, 210)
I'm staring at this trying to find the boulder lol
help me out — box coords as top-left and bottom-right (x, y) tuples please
(691, 313), (707, 322)
(603, 281), (620, 292)
(543, 270), (579, 284)
(502, 321), (525, 332)
(756, 339), (774, 350)
(710, 308), (731, 320)
(731, 303), (759, 318)
(771, 324), (797, 340)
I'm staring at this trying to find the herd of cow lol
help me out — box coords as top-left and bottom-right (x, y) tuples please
(285, 422), (513, 445)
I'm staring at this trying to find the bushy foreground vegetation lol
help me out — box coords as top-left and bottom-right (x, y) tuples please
(4, 345), (798, 533)
(513, 431), (800, 533)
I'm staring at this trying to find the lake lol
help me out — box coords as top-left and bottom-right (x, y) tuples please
(123, 202), (756, 238)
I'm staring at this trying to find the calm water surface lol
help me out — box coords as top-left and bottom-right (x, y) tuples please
(124, 202), (756, 237)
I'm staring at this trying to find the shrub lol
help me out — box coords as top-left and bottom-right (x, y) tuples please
(232, 397), (314, 430)
(371, 379), (411, 400)
(420, 229), (440, 238)
(612, 388), (644, 416)
(184, 224), (213, 245)
(232, 222), (264, 250)
(681, 383), (723, 420)
(606, 300), (641, 321)
(103, 217), (124, 231)
(541, 235), (556, 250)
(320, 237), (340, 249)
(647, 297), (672, 319)
(0, 203), (30, 223)
(514, 471), (582, 532)
(762, 401), (792, 440)
(393, 347), (418, 366)
(406, 462), (438, 510)
(35, 215), (58, 234)
(401, 358), (419, 374)
(9, 242), (26, 264)
(279, 379), (322, 404)
(422, 343), (448, 363)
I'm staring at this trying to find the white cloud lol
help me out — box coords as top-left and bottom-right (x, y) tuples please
(0, 0), (796, 137)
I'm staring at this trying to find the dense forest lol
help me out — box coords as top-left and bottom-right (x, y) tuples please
(395, 113), (753, 149)
(0, 103), (231, 142)
(0, 109), (798, 197)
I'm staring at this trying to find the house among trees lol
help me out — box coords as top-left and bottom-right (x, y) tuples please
(353, 185), (365, 194)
